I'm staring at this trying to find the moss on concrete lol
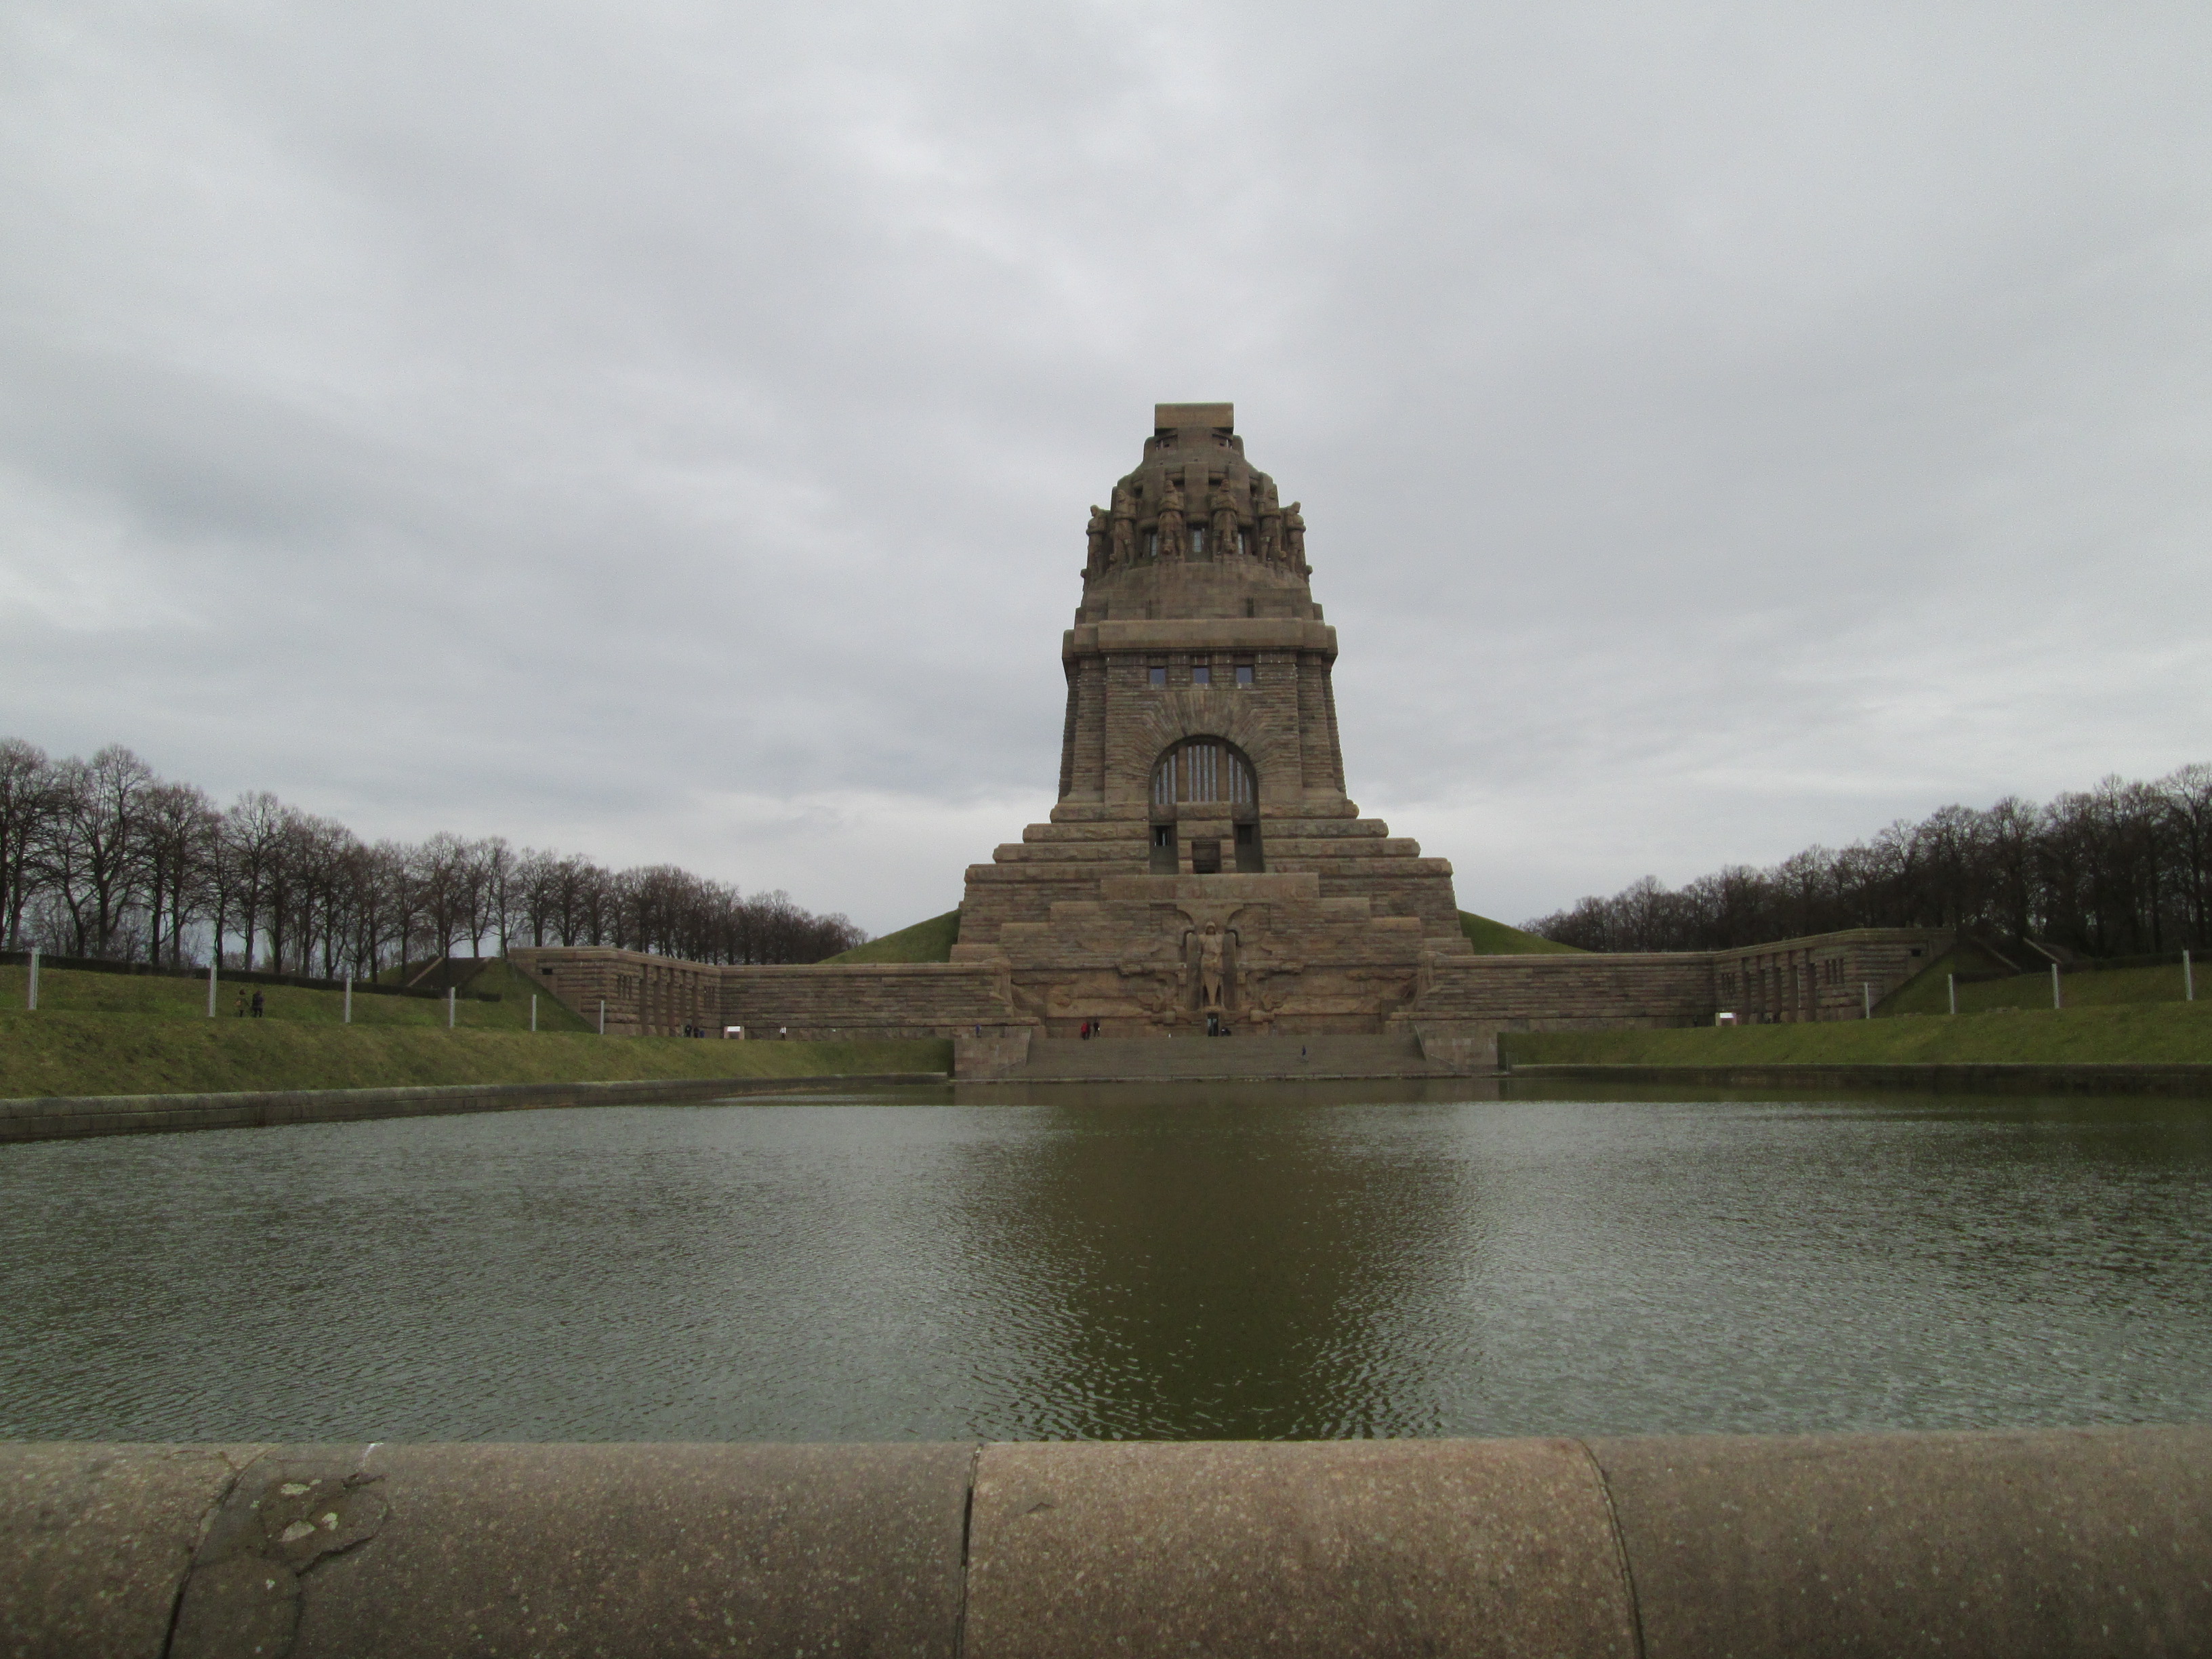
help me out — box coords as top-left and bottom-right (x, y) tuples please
(1503, 1000), (2212, 1068)
(826, 909), (962, 963)
(1459, 911), (1584, 955)
(0, 1009), (949, 1101)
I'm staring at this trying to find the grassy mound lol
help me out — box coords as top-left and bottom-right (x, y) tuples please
(0, 960), (592, 1031)
(1503, 1000), (2212, 1068)
(1883, 949), (2199, 1016)
(1460, 911), (1584, 955)
(827, 909), (962, 963)
(0, 1010), (949, 1100)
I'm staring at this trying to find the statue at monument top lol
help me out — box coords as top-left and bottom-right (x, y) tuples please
(1082, 403), (1317, 596)
(1208, 483), (1241, 559)
(1156, 483), (1189, 560)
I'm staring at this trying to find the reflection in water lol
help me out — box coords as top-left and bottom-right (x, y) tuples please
(933, 1084), (1481, 1437)
(1, 1084), (2208, 1442)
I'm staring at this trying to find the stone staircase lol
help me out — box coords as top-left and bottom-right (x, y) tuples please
(1001, 1031), (1448, 1082)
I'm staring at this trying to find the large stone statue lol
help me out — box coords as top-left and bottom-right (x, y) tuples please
(1157, 483), (1189, 561)
(1195, 923), (1227, 1010)
(1086, 506), (1110, 576)
(1254, 476), (1283, 562)
(1109, 483), (1136, 566)
(1208, 485), (1241, 560)
(1282, 501), (1306, 568)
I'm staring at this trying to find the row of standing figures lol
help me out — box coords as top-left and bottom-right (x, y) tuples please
(1086, 483), (1307, 572)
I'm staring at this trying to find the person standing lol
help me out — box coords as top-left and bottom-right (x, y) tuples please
(250, 989), (264, 1019)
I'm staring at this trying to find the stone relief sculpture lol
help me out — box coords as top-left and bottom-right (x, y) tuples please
(1208, 485), (1241, 560)
(1194, 923), (1228, 1010)
(1156, 483), (1189, 560)
(1282, 501), (1307, 568)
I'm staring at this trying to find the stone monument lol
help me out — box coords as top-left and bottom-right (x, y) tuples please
(951, 403), (1475, 1036)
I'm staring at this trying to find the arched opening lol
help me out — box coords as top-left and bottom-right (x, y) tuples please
(1149, 739), (1263, 873)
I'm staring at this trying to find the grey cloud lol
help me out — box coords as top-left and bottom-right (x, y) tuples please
(3, 0), (2210, 933)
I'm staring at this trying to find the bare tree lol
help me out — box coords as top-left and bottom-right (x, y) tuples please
(0, 739), (53, 949)
(223, 792), (290, 970)
(0, 734), (872, 972)
(141, 781), (218, 966)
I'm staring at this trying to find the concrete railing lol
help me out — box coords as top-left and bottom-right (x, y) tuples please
(5, 1428), (2206, 1656)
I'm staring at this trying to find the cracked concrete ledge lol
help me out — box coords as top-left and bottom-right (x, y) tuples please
(1, 1429), (2207, 1658)
(1509, 1061), (2212, 1096)
(0, 1073), (950, 1144)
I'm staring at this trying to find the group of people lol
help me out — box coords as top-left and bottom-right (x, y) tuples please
(1073, 1017), (1233, 1038)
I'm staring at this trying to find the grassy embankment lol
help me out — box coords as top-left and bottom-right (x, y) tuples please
(1460, 911), (1582, 954)
(827, 909), (962, 962)
(0, 962), (948, 1099)
(826, 907), (1576, 963)
(0, 957), (590, 1029)
(1504, 1000), (2212, 1068)
(1883, 947), (2199, 1015)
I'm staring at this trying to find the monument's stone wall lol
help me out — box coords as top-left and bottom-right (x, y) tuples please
(1417, 951), (1721, 1027)
(1715, 930), (1943, 1023)
(514, 926), (1949, 1055)
(509, 947), (725, 1038)
(512, 949), (1012, 1041)
(716, 962), (1010, 1042)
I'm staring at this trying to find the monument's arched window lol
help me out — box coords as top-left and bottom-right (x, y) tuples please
(1151, 739), (1256, 807)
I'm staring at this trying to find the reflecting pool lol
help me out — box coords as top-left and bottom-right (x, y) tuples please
(3, 1082), (2208, 1441)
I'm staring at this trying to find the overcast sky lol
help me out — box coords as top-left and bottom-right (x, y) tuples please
(5, 1), (2210, 935)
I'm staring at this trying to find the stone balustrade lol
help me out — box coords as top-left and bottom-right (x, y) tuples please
(5, 1429), (2205, 1656)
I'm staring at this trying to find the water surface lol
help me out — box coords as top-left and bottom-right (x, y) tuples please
(3, 1082), (2207, 1441)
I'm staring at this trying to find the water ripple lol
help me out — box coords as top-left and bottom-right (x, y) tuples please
(1, 1085), (2208, 1441)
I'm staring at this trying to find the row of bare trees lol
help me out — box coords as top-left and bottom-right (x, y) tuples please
(0, 739), (867, 973)
(1524, 765), (2212, 956)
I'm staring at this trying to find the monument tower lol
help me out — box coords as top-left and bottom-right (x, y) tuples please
(951, 403), (1474, 1034)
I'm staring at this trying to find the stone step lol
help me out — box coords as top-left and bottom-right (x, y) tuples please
(992, 843), (1146, 863)
(1004, 1031), (1448, 1081)
(1260, 838), (1423, 858)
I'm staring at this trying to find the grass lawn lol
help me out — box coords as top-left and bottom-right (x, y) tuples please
(1884, 949), (2200, 1015)
(826, 909), (962, 963)
(0, 962), (949, 1097)
(0, 958), (593, 1031)
(0, 1011), (951, 1099)
(1460, 911), (1583, 955)
(1502, 999), (2212, 1068)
